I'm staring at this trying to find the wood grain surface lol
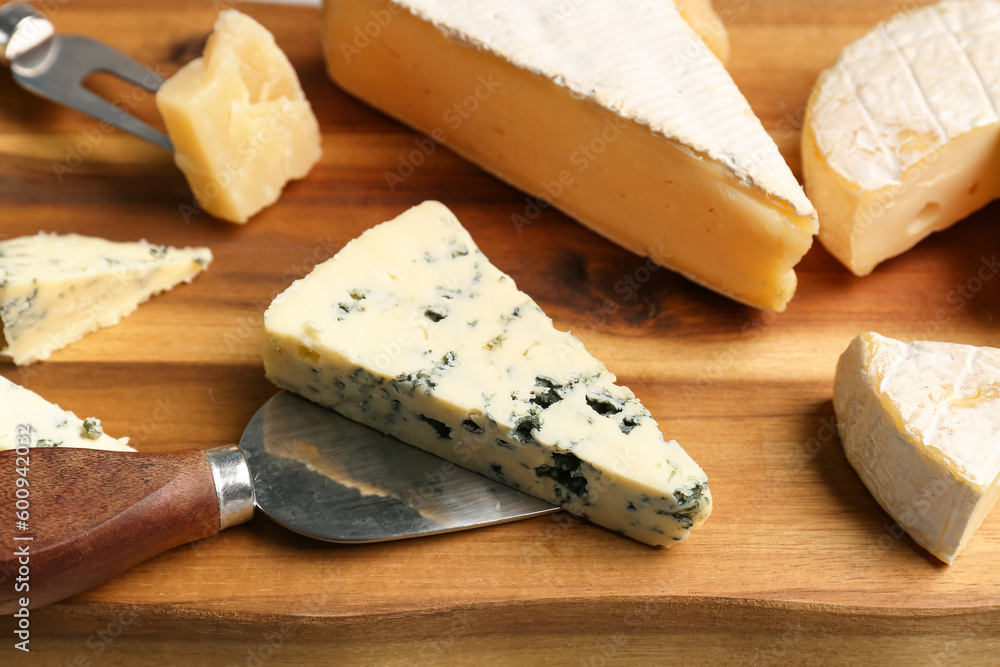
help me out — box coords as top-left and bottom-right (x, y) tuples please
(1, 0), (999, 664)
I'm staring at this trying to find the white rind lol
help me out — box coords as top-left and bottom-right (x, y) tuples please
(834, 331), (1000, 563)
(809, 0), (1000, 190)
(396, 0), (813, 217)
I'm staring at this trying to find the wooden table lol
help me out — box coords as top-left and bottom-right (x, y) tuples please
(2, 0), (999, 663)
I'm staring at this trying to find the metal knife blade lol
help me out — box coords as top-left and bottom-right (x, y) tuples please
(237, 391), (559, 542)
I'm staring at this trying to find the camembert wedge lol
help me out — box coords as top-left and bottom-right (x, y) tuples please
(157, 10), (322, 223)
(804, 0), (1000, 276)
(1, 375), (132, 451)
(263, 202), (711, 546)
(321, 0), (817, 311)
(0, 233), (212, 365)
(834, 332), (1000, 563)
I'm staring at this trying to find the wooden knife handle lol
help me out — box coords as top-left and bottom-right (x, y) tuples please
(0, 447), (224, 613)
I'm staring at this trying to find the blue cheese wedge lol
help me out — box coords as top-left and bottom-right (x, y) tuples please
(835, 332), (1000, 563)
(0, 375), (132, 451)
(263, 201), (711, 546)
(0, 233), (212, 365)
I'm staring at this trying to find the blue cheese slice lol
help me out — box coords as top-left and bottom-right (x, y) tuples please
(0, 375), (132, 451)
(835, 332), (1000, 563)
(263, 201), (711, 546)
(0, 233), (212, 365)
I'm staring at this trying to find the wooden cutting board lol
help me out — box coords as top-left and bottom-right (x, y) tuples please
(2, 0), (999, 663)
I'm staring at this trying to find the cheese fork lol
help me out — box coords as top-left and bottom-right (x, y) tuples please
(0, 2), (173, 150)
(0, 391), (559, 613)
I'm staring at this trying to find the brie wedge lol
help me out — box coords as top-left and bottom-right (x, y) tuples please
(321, 0), (817, 311)
(834, 331), (1000, 563)
(0, 233), (211, 365)
(804, 0), (1000, 276)
(263, 201), (711, 546)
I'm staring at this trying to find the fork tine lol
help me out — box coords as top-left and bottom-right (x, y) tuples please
(3, 5), (174, 151)
(11, 34), (173, 151)
(15, 73), (173, 151)
(58, 35), (165, 92)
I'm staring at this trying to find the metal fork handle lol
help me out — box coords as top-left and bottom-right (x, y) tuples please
(0, 3), (54, 65)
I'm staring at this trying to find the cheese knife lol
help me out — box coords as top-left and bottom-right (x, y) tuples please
(0, 2), (173, 150)
(0, 391), (558, 613)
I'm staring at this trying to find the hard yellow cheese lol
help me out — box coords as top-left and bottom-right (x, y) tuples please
(804, 0), (1000, 276)
(322, 0), (817, 311)
(835, 332), (1000, 563)
(157, 10), (322, 224)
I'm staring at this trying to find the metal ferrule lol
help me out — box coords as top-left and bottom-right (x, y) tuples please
(0, 4), (54, 64)
(203, 445), (255, 531)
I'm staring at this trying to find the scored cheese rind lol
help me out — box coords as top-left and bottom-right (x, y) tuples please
(0, 233), (212, 365)
(0, 375), (132, 451)
(156, 10), (322, 224)
(834, 332), (1000, 563)
(321, 0), (817, 311)
(263, 201), (711, 546)
(804, 0), (1000, 276)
